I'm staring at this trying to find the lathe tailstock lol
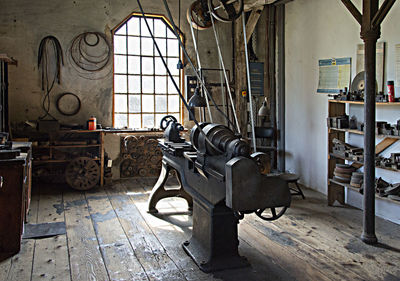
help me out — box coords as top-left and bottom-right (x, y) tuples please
(147, 116), (291, 272)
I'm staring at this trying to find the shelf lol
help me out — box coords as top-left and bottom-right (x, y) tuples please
(330, 153), (400, 173)
(34, 158), (100, 164)
(34, 144), (101, 149)
(329, 99), (400, 106)
(329, 153), (363, 164)
(329, 179), (400, 205)
(329, 128), (400, 139)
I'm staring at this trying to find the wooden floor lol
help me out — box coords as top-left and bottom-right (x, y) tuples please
(1, 178), (400, 281)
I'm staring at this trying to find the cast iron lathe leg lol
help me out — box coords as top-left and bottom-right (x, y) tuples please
(147, 159), (193, 213)
(182, 199), (249, 273)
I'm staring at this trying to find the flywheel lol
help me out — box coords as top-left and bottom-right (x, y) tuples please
(65, 157), (100, 190)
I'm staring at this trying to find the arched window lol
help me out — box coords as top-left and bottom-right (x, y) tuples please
(113, 14), (182, 129)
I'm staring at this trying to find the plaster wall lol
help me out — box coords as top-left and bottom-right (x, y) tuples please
(0, 0), (233, 128)
(285, 0), (400, 223)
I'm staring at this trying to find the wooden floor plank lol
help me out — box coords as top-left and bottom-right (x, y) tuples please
(106, 181), (187, 281)
(264, 192), (400, 280)
(5, 240), (35, 281)
(31, 184), (71, 281)
(85, 187), (149, 281)
(63, 189), (109, 281)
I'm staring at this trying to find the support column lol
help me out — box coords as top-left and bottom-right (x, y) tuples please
(360, 0), (380, 245)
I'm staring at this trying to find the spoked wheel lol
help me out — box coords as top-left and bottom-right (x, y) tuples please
(255, 206), (288, 221)
(160, 115), (177, 130)
(208, 0), (244, 23)
(65, 157), (100, 190)
(187, 0), (212, 30)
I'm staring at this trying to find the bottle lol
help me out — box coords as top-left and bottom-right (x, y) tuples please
(388, 81), (395, 102)
(88, 116), (97, 130)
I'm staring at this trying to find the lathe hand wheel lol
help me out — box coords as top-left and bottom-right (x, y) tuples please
(208, 0), (244, 23)
(187, 0), (212, 30)
(160, 115), (177, 130)
(255, 206), (287, 221)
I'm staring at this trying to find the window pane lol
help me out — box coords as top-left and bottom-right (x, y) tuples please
(143, 114), (154, 128)
(167, 39), (179, 57)
(154, 39), (166, 57)
(128, 75), (140, 93)
(155, 76), (167, 94)
(168, 76), (179, 94)
(114, 36), (126, 54)
(129, 114), (141, 128)
(155, 114), (164, 128)
(114, 55), (127, 74)
(155, 95), (167, 112)
(141, 18), (153, 37)
(128, 95), (141, 113)
(115, 23), (127, 35)
(128, 56), (140, 74)
(168, 58), (179, 76)
(141, 38), (154, 56)
(115, 94), (128, 112)
(166, 26), (175, 38)
(168, 95), (180, 112)
(127, 17), (140, 36)
(142, 76), (154, 93)
(128, 37), (140, 55)
(142, 95), (154, 112)
(115, 114), (128, 128)
(114, 75), (127, 93)
(155, 57), (166, 75)
(142, 57), (154, 75)
(154, 19), (166, 37)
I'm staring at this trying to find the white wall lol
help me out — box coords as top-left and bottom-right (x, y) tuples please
(285, 0), (400, 195)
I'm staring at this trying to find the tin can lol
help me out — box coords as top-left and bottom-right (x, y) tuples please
(387, 81), (395, 102)
(88, 116), (97, 130)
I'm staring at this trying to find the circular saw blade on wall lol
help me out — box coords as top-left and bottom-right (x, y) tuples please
(350, 71), (379, 93)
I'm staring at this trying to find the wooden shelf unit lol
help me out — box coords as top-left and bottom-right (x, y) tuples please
(327, 99), (400, 206)
(32, 130), (105, 187)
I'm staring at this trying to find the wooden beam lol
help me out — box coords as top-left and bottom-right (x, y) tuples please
(246, 7), (264, 42)
(244, 0), (275, 11)
(341, 0), (362, 25)
(372, 0), (397, 28)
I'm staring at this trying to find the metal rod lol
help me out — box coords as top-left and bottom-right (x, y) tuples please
(161, 0), (237, 132)
(277, 4), (285, 172)
(242, 11), (257, 152)
(210, 9), (241, 133)
(136, 0), (223, 154)
(189, 17), (213, 122)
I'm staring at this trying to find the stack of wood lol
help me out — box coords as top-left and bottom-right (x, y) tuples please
(350, 172), (363, 188)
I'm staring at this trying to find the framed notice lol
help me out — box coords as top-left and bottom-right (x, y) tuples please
(317, 57), (351, 94)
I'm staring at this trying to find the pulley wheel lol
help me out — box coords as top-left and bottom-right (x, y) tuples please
(208, 0), (244, 23)
(187, 0), (212, 30)
(255, 207), (287, 221)
(121, 159), (135, 177)
(65, 157), (100, 190)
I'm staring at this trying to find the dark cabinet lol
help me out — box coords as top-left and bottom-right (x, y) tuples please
(0, 142), (32, 259)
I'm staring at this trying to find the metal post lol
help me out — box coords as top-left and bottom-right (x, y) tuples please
(361, 0), (380, 245)
(276, 4), (285, 172)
